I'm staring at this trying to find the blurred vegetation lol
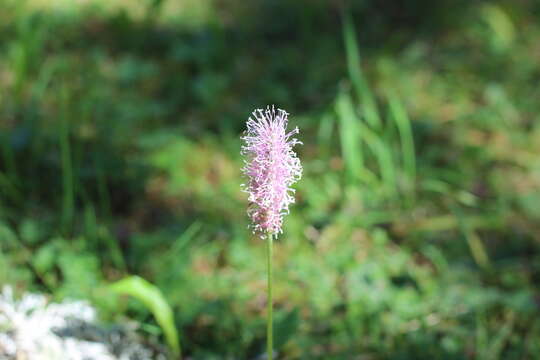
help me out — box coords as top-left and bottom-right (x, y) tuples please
(1, 0), (540, 358)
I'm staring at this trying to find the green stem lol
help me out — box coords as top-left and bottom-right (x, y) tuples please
(267, 232), (274, 360)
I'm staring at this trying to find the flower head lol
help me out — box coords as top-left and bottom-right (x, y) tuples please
(241, 106), (302, 236)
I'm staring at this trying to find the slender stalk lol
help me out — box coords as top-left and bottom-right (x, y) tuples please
(266, 232), (274, 360)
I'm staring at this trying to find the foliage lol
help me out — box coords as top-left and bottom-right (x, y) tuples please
(1, 0), (540, 359)
(110, 276), (181, 357)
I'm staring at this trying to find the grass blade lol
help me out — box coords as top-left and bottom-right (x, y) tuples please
(454, 208), (491, 270)
(388, 93), (416, 200)
(342, 10), (381, 129)
(357, 121), (397, 197)
(335, 92), (364, 182)
(317, 113), (334, 158)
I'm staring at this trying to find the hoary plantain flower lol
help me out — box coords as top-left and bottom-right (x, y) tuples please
(241, 106), (302, 236)
(241, 105), (302, 360)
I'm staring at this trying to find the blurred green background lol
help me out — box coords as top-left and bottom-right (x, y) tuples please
(1, 0), (540, 358)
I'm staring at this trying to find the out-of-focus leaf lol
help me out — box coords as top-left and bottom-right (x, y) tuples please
(110, 276), (181, 358)
(19, 219), (40, 244)
(480, 4), (515, 52)
(32, 243), (57, 274)
(0, 222), (18, 246)
(274, 308), (300, 350)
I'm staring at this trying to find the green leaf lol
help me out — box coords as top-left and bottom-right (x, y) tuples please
(110, 276), (181, 358)
(33, 243), (57, 274)
(0, 222), (18, 246)
(274, 308), (300, 350)
(19, 219), (41, 244)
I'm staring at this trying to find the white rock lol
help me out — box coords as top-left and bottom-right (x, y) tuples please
(0, 286), (165, 360)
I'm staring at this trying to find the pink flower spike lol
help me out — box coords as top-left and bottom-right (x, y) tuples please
(241, 105), (303, 237)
